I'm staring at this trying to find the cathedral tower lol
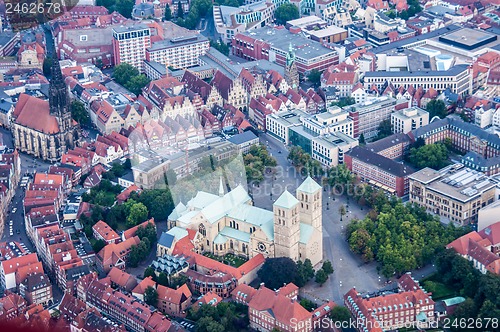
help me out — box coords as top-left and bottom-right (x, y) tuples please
(273, 190), (300, 261)
(296, 176), (323, 230)
(284, 43), (299, 92)
(49, 55), (80, 151)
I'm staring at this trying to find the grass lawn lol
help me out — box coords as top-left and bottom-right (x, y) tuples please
(203, 253), (248, 267)
(421, 275), (457, 300)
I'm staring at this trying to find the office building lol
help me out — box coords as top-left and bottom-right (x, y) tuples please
(346, 96), (396, 139)
(345, 146), (415, 197)
(408, 164), (497, 225)
(363, 64), (472, 97)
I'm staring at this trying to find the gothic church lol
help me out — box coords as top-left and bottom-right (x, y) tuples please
(12, 57), (80, 161)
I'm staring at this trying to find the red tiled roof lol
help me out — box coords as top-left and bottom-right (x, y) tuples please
(446, 231), (483, 255)
(117, 185), (141, 203)
(249, 284), (311, 326)
(197, 291), (222, 306)
(1, 253), (39, 275)
(478, 221), (500, 245)
(13, 94), (59, 134)
(107, 267), (138, 291)
(132, 276), (156, 295)
(93, 220), (120, 242)
(122, 218), (155, 240)
(97, 236), (140, 267)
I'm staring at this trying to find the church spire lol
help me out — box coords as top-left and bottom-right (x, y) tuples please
(48, 48), (72, 132)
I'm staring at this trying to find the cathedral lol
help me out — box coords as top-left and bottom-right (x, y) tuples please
(284, 43), (299, 92)
(167, 176), (324, 266)
(12, 57), (80, 162)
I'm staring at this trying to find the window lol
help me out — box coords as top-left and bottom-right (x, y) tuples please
(80, 35), (88, 42)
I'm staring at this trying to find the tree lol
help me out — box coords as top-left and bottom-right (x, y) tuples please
(307, 69), (322, 86)
(321, 260), (334, 275)
(210, 39), (230, 56)
(257, 257), (298, 290)
(113, 63), (139, 86)
(330, 306), (351, 324)
(426, 99), (447, 119)
(300, 299), (317, 311)
(144, 286), (158, 306)
(409, 143), (449, 169)
(177, 1), (184, 18)
(91, 239), (107, 253)
(315, 268), (328, 286)
(339, 205), (346, 220)
(125, 74), (150, 96)
(164, 4), (172, 20)
(115, 0), (134, 18)
(359, 133), (365, 145)
(127, 202), (148, 227)
(43, 57), (53, 77)
(376, 119), (392, 140)
(70, 100), (91, 126)
(274, 3), (299, 25)
(136, 224), (157, 248)
(143, 267), (156, 279)
(295, 259), (315, 287)
(157, 272), (169, 286)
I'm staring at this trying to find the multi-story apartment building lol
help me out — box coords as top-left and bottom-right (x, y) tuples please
(346, 96), (396, 139)
(112, 24), (151, 72)
(345, 146), (415, 197)
(302, 106), (354, 137)
(58, 27), (115, 67)
(391, 107), (429, 134)
(409, 164), (497, 225)
(18, 273), (53, 306)
(145, 22), (209, 70)
(214, 1), (275, 43)
(364, 64), (472, 96)
(232, 26), (339, 74)
(0, 253), (39, 290)
(77, 275), (172, 332)
(345, 274), (436, 332)
(409, 116), (500, 158)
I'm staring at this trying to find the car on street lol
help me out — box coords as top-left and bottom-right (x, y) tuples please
(12, 208), (17, 214)
(16, 229), (20, 234)
(9, 220), (13, 226)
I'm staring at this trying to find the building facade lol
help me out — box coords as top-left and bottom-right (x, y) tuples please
(408, 164), (497, 225)
(391, 107), (429, 134)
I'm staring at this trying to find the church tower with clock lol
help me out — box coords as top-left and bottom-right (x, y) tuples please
(284, 43), (299, 92)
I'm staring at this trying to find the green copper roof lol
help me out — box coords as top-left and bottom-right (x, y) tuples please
(297, 176), (322, 194)
(274, 190), (299, 209)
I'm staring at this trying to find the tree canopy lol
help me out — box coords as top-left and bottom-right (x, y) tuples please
(330, 306), (351, 324)
(375, 119), (392, 140)
(244, 145), (277, 184)
(188, 302), (248, 332)
(409, 143), (449, 170)
(274, 3), (299, 25)
(144, 286), (158, 306)
(258, 257), (298, 290)
(164, 4), (172, 20)
(345, 198), (467, 277)
(176, 0), (213, 30)
(426, 99), (447, 119)
(70, 100), (91, 127)
(113, 63), (150, 95)
(307, 69), (322, 86)
(210, 39), (230, 56)
(287, 146), (324, 178)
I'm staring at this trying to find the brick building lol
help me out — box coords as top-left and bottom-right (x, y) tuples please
(345, 274), (435, 332)
(345, 146), (415, 197)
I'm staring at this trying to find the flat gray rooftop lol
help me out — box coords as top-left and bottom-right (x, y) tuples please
(242, 26), (336, 60)
(440, 28), (496, 48)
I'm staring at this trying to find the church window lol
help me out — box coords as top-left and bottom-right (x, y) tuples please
(199, 224), (206, 236)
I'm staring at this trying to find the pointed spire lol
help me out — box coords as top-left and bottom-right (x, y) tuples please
(219, 176), (225, 197)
